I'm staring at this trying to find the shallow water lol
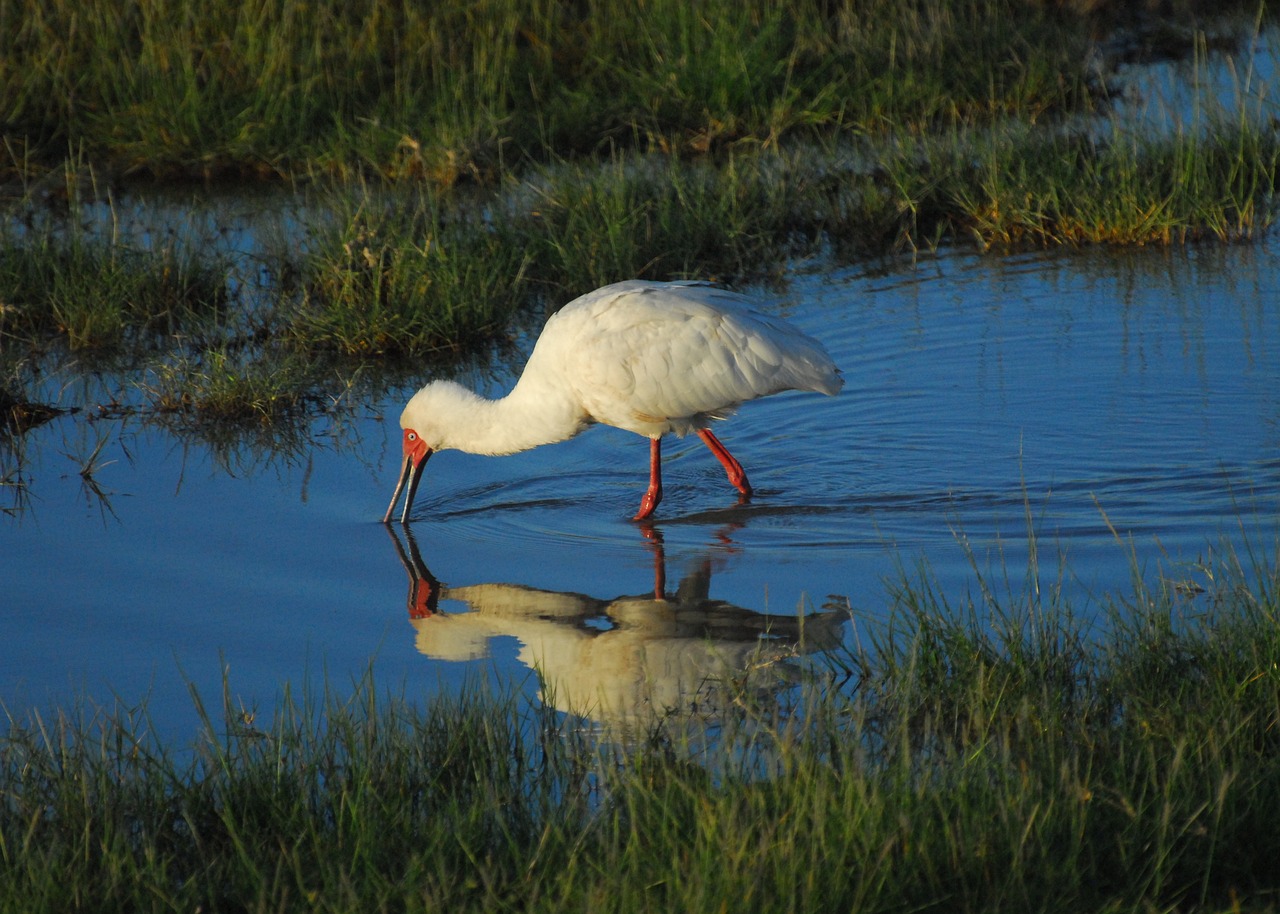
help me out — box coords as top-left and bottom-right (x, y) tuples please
(3, 240), (1278, 743)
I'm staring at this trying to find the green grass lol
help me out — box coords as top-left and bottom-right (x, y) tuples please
(137, 348), (318, 424)
(940, 102), (1280, 248)
(279, 185), (534, 358)
(3, 543), (1279, 913)
(509, 153), (811, 288)
(0, 0), (1112, 183)
(0, 224), (231, 353)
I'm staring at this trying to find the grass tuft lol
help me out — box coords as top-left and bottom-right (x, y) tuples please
(0, 216), (232, 353)
(281, 188), (532, 358)
(137, 348), (317, 424)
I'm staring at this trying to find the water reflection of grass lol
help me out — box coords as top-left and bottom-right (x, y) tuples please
(3, 544), (1278, 911)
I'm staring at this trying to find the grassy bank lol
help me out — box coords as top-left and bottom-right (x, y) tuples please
(3, 546), (1279, 913)
(1, 0), (1114, 183)
(3, 0), (1270, 185)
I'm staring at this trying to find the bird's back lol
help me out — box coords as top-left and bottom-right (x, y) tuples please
(526, 281), (842, 437)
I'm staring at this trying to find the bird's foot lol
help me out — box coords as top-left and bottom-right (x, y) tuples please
(633, 485), (662, 521)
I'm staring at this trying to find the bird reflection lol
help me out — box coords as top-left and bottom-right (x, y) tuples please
(385, 525), (846, 733)
(386, 524), (442, 619)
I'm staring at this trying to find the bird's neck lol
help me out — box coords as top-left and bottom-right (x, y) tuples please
(436, 377), (589, 457)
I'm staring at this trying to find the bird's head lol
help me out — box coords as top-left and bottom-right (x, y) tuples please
(383, 426), (433, 525)
(382, 381), (475, 524)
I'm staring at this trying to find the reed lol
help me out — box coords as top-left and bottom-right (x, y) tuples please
(3, 541), (1279, 913)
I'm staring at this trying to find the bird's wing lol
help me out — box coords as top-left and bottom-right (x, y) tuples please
(554, 283), (839, 436)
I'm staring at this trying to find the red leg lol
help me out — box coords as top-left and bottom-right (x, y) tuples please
(633, 436), (663, 521)
(697, 429), (753, 497)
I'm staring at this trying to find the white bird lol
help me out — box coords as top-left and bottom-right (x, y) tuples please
(383, 280), (842, 524)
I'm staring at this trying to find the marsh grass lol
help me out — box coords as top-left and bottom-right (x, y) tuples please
(280, 153), (827, 359)
(943, 101), (1280, 248)
(137, 348), (321, 425)
(286, 102), (1279, 361)
(0, 221), (232, 353)
(281, 188), (533, 358)
(3, 541), (1279, 913)
(510, 153), (813, 289)
(0, 0), (1110, 183)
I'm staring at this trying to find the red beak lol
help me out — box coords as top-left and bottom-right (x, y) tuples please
(382, 429), (432, 524)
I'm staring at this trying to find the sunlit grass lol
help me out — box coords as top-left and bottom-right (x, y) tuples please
(137, 348), (318, 424)
(509, 153), (811, 290)
(3, 540), (1279, 912)
(279, 188), (533, 358)
(0, 219), (231, 352)
(943, 109), (1280, 248)
(0, 0), (1111, 183)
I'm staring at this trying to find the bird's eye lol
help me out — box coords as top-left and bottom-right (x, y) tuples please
(407, 432), (417, 442)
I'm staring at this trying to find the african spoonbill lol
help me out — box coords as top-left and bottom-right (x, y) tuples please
(383, 280), (842, 523)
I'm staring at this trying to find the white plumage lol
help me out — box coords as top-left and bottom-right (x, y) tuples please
(383, 280), (842, 523)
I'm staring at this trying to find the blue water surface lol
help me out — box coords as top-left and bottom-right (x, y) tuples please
(3, 239), (1278, 744)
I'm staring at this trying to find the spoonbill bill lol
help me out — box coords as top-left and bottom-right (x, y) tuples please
(383, 280), (842, 524)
